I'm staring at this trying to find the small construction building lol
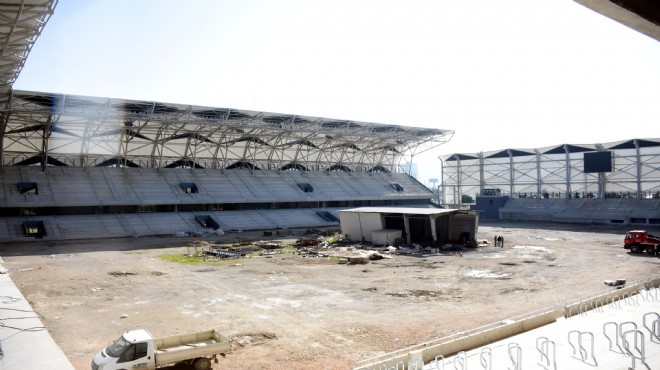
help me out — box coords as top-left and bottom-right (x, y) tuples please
(338, 207), (479, 246)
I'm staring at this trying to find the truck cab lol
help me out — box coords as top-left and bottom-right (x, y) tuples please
(624, 230), (647, 248)
(92, 329), (156, 370)
(624, 230), (660, 255)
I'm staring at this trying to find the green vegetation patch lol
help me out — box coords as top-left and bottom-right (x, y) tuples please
(159, 253), (248, 266)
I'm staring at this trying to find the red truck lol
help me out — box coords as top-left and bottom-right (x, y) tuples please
(624, 230), (660, 255)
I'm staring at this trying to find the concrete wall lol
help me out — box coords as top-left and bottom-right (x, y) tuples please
(471, 196), (509, 220)
(372, 229), (401, 246)
(339, 212), (362, 241)
(447, 212), (479, 242)
(339, 212), (384, 242)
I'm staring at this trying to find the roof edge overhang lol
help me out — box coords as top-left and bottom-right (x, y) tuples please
(574, 0), (660, 42)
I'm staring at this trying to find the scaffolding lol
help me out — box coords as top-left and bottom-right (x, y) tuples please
(440, 139), (660, 205)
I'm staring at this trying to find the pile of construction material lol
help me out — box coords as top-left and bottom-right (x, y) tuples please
(338, 250), (392, 265)
(181, 239), (286, 260)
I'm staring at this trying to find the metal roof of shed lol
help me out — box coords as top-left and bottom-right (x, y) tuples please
(339, 207), (460, 216)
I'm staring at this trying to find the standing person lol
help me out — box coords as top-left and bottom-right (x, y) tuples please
(499, 236), (504, 248)
(494, 236), (498, 246)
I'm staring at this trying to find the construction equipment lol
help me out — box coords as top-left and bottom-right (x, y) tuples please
(624, 230), (660, 255)
(91, 328), (231, 370)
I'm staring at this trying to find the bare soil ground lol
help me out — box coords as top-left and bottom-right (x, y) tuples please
(2, 222), (659, 370)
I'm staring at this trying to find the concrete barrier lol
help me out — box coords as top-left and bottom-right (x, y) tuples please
(353, 307), (559, 370)
(564, 283), (641, 318)
(354, 282), (653, 370)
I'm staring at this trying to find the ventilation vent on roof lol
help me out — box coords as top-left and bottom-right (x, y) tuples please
(180, 183), (199, 194)
(18, 182), (38, 195)
(390, 183), (404, 192)
(316, 211), (339, 222)
(297, 183), (314, 193)
(23, 220), (46, 238)
(195, 215), (220, 230)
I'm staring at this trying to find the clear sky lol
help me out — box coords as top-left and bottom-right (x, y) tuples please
(14, 0), (660, 186)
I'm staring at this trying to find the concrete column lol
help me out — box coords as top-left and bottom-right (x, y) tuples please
(404, 214), (411, 244)
(430, 215), (438, 243)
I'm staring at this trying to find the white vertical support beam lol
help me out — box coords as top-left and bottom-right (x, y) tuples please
(454, 154), (462, 205)
(439, 157), (445, 205)
(507, 149), (514, 197)
(534, 149), (542, 196)
(564, 144), (571, 197)
(596, 144), (606, 199)
(430, 215), (438, 243)
(478, 152), (485, 196)
(635, 139), (642, 199)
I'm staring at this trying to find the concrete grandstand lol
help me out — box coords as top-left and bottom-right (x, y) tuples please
(0, 2), (454, 242)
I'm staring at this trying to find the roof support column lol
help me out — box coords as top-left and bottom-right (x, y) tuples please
(439, 157), (445, 205)
(455, 155), (462, 205)
(596, 144), (606, 199)
(0, 90), (12, 169)
(478, 152), (484, 196)
(564, 145), (571, 197)
(534, 149), (542, 197)
(404, 214), (411, 244)
(41, 115), (52, 172)
(635, 139), (642, 199)
(429, 215), (438, 243)
(507, 149), (514, 197)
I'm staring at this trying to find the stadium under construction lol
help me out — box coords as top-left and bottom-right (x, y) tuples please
(0, 2), (469, 244)
(441, 139), (660, 225)
(1, 1), (660, 370)
(2, 1), (659, 242)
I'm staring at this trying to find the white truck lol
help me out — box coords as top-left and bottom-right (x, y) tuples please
(91, 328), (231, 370)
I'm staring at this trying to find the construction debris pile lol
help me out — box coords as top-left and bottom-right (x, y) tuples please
(179, 230), (470, 265)
(182, 239), (287, 261)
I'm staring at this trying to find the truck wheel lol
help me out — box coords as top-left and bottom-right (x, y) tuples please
(646, 247), (655, 255)
(193, 357), (212, 370)
(630, 246), (640, 253)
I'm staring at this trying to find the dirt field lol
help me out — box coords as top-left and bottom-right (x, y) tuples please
(2, 222), (659, 370)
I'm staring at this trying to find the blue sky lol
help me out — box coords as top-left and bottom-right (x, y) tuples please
(14, 0), (660, 186)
